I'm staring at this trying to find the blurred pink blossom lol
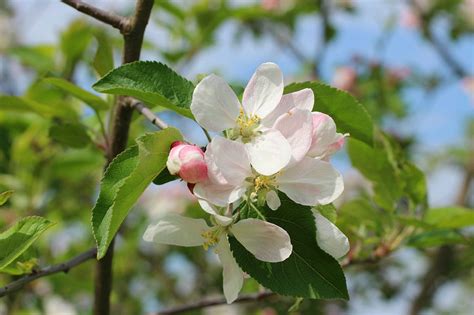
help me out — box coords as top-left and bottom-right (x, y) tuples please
(332, 67), (357, 91)
(400, 8), (420, 28)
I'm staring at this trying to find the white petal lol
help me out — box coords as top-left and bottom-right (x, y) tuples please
(245, 129), (291, 175)
(242, 62), (283, 118)
(190, 74), (240, 132)
(262, 88), (314, 126)
(278, 157), (344, 206)
(273, 108), (313, 164)
(266, 190), (281, 210)
(194, 182), (246, 207)
(231, 219), (292, 262)
(197, 199), (233, 226)
(215, 237), (244, 304)
(315, 213), (350, 259)
(207, 136), (252, 185)
(143, 214), (208, 247)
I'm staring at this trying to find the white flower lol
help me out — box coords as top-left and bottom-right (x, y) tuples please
(314, 212), (349, 259)
(191, 63), (313, 175)
(143, 213), (292, 303)
(194, 137), (344, 210)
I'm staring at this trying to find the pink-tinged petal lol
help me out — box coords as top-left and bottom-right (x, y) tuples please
(277, 157), (344, 206)
(242, 62), (283, 118)
(245, 129), (291, 175)
(191, 74), (240, 132)
(194, 182), (247, 207)
(231, 218), (292, 262)
(207, 137), (252, 185)
(143, 214), (208, 247)
(262, 88), (314, 126)
(314, 213), (350, 259)
(273, 108), (313, 165)
(215, 237), (244, 304)
(307, 112), (345, 159)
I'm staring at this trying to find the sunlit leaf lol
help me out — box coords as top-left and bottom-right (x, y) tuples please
(92, 128), (183, 259)
(0, 216), (54, 271)
(93, 61), (194, 118)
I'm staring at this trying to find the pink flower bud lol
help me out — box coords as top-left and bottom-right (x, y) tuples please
(166, 142), (208, 184)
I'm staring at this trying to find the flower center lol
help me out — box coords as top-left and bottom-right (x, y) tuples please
(231, 108), (260, 142)
(254, 175), (276, 192)
(201, 228), (222, 250)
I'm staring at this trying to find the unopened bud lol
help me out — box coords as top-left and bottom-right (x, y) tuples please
(166, 142), (208, 184)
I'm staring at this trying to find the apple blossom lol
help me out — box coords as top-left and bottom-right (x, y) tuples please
(194, 136), (343, 210)
(143, 213), (292, 303)
(307, 112), (348, 160)
(314, 212), (350, 259)
(190, 62), (314, 175)
(166, 141), (208, 183)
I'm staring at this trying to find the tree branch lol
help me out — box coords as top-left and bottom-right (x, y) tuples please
(61, 0), (129, 32)
(0, 248), (97, 298)
(129, 99), (169, 129)
(155, 291), (276, 315)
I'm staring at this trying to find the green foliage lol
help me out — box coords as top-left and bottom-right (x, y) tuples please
(93, 61), (195, 118)
(49, 122), (91, 148)
(44, 77), (110, 111)
(347, 138), (402, 210)
(8, 45), (56, 73)
(93, 32), (115, 77)
(425, 207), (474, 229)
(152, 167), (178, 185)
(285, 81), (374, 146)
(407, 229), (467, 248)
(0, 95), (78, 120)
(230, 195), (348, 300)
(0, 190), (13, 206)
(92, 128), (182, 259)
(0, 216), (54, 271)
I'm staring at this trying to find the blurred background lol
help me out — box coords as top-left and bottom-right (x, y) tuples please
(0, 0), (473, 314)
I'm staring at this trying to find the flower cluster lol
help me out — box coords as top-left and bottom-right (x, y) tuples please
(144, 63), (349, 303)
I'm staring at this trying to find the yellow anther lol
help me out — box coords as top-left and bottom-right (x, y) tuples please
(254, 175), (275, 191)
(201, 229), (220, 251)
(235, 108), (260, 139)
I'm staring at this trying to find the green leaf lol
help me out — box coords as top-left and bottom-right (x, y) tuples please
(425, 207), (474, 229)
(347, 138), (401, 210)
(49, 122), (91, 148)
(229, 195), (349, 300)
(0, 95), (78, 120)
(152, 167), (178, 185)
(92, 128), (182, 259)
(0, 216), (54, 270)
(401, 162), (428, 207)
(285, 81), (374, 146)
(407, 229), (467, 248)
(93, 33), (114, 77)
(44, 78), (110, 111)
(92, 61), (195, 118)
(0, 190), (13, 206)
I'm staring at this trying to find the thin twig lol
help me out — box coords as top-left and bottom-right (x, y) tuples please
(61, 0), (129, 32)
(129, 99), (169, 129)
(154, 291), (276, 315)
(0, 248), (97, 298)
